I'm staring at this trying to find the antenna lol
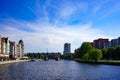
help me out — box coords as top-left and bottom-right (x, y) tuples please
(47, 48), (48, 53)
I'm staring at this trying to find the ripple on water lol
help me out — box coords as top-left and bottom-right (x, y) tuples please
(0, 60), (120, 80)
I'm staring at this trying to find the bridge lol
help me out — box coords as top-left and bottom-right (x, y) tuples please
(44, 53), (61, 61)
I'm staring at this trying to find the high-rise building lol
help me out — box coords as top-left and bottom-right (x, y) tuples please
(104, 41), (111, 48)
(63, 43), (71, 54)
(111, 39), (119, 47)
(104, 37), (120, 48)
(93, 38), (109, 49)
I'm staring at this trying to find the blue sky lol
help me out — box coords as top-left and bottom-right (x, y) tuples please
(0, 0), (120, 53)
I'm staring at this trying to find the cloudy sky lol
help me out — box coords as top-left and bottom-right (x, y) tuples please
(0, 0), (120, 53)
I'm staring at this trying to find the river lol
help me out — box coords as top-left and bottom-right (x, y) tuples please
(0, 60), (120, 80)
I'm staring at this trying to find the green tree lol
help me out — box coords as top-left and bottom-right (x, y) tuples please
(107, 47), (115, 60)
(62, 54), (73, 60)
(112, 47), (120, 60)
(89, 49), (102, 62)
(79, 42), (93, 59)
(101, 48), (108, 59)
(82, 53), (89, 61)
(68, 54), (73, 59)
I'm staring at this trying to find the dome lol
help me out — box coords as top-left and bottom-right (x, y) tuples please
(19, 39), (24, 46)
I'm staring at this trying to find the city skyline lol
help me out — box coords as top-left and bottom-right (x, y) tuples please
(0, 0), (120, 53)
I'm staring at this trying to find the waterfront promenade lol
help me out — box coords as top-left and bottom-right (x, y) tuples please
(0, 60), (29, 65)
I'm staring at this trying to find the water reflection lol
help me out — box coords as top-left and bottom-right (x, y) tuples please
(0, 60), (120, 80)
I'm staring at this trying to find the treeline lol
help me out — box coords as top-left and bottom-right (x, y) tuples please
(102, 47), (120, 60)
(61, 53), (74, 60)
(25, 53), (44, 59)
(74, 42), (102, 62)
(26, 42), (120, 61)
(62, 42), (102, 61)
(62, 42), (102, 62)
(62, 42), (120, 62)
(25, 52), (61, 59)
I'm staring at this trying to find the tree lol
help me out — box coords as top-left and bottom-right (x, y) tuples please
(82, 53), (89, 61)
(112, 47), (120, 60)
(107, 47), (115, 60)
(89, 49), (102, 62)
(79, 42), (93, 59)
(62, 54), (73, 60)
(101, 48), (108, 59)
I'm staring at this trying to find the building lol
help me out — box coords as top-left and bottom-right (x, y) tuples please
(0, 35), (3, 61)
(63, 43), (71, 54)
(104, 41), (111, 48)
(1, 37), (10, 60)
(0, 35), (1, 54)
(104, 37), (120, 48)
(111, 39), (119, 47)
(17, 39), (24, 59)
(92, 38), (109, 49)
(0, 34), (25, 61)
(9, 41), (15, 59)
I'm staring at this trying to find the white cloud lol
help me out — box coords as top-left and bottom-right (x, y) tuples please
(58, 1), (87, 18)
(0, 20), (109, 54)
(92, 0), (109, 14)
(1, 0), (120, 54)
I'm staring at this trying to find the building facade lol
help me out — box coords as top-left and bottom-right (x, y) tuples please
(17, 39), (24, 58)
(104, 37), (120, 48)
(92, 38), (109, 49)
(0, 34), (24, 61)
(63, 43), (71, 54)
(0, 35), (2, 60)
(1, 37), (10, 60)
(9, 41), (15, 59)
(111, 39), (119, 47)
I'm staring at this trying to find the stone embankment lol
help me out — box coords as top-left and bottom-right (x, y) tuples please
(0, 60), (29, 65)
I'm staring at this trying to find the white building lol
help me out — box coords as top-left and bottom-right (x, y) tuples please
(17, 39), (24, 59)
(1, 37), (10, 60)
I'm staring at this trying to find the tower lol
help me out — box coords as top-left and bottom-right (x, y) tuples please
(17, 39), (24, 58)
(63, 43), (71, 54)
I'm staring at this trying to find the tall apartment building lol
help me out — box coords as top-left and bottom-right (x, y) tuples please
(17, 39), (24, 58)
(104, 37), (120, 48)
(0, 35), (2, 60)
(92, 38), (109, 49)
(111, 39), (119, 47)
(0, 34), (24, 61)
(104, 41), (111, 48)
(63, 43), (71, 54)
(0, 37), (10, 60)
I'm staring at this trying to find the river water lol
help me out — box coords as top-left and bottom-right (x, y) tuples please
(0, 60), (120, 80)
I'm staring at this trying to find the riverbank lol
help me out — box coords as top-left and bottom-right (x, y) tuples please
(0, 60), (30, 65)
(74, 59), (120, 66)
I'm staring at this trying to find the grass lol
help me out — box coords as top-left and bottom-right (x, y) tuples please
(75, 58), (120, 62)
(98, 60), (120, 63)
(74, 58), (120, 66)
